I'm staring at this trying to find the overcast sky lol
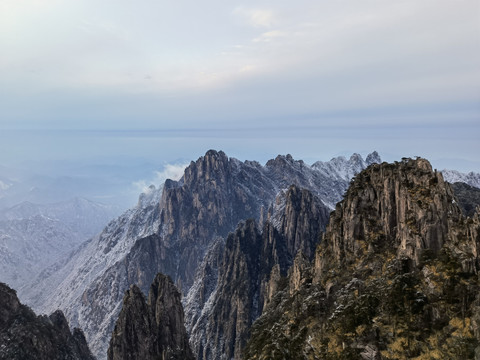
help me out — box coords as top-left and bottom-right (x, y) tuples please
(1, 0), (479, 171)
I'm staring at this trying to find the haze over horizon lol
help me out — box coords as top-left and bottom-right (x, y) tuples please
(1, 0), (479, 173)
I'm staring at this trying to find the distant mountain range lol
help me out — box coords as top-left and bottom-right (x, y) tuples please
(0, 160), (175, 211)
(105, 155), (480, 360)
(0, 197), (120, 298)
(441, 168), (480, 189)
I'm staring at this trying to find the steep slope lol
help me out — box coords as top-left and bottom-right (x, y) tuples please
(23, 186), (164, 329)
(451, 182), (480, 217)
(64, 151), (281, 357)
(185, 185), (330, 360)
(0, 282), (95, 360)
(0, 215), (84, 290)
(107, 273), (193, 360)
(26, 150), (379, 359)
(0, 197), (119, 298)
(442, 169), (480, 189)
(245, 158), (480, 359)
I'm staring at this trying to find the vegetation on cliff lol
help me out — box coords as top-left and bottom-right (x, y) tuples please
(244, 158), (480, 359)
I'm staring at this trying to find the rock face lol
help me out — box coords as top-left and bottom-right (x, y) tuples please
(185, 185), (330, 360)
(318, 158), (461, 271)
(245, 158), (480, 359)
(107, 273), (193, 360)
(270, 185), (329, 260)
(451, 182), (480, 217)
(0, 282), (95, 360)
(25, 150), (380, 358)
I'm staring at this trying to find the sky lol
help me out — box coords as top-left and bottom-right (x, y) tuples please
(0, 0), (479, 175)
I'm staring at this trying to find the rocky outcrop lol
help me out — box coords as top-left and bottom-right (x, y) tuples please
(245, 158), (480, 359)
(107, 273), (193, 360)
(288, 252), (312, 295)
(0, 282), (95, 360)
(185, 185), (330, 359)
(270, 185), (330, 259)
(317, 158), (461, 274)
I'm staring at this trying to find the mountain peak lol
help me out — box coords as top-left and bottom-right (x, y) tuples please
(266, 153), (304, 168)
(311, 152), (380, 184)
(316, 157), (462, 275)
(349, 152), (363, 163)
(183, 150), (230, 186)
(365, 150), (381, 165)
(246, 158), (480, 360)
(108, 273), (193, 360)
(205, 149), (226, 158)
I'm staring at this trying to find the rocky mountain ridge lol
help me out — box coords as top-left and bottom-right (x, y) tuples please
(107, 273), (194, 360)
(25, 150), (381, 359)
(0, 282), (95, 360)
(5, 150), (480, 359)
(184, 185), (331, 359)
(244, 158), (480, 359)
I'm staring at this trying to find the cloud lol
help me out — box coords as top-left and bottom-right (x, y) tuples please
(233, 7), (276, 28)
(0, 0), (478, 137)
(132, 163), (188, 194)
(252, 30), (286, 43)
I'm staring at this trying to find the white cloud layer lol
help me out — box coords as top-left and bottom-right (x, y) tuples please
(233, 7), (276, 28)
(132, 163), (188, 194)
(1, 0), (477, 97)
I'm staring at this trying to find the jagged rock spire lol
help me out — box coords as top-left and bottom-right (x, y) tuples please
(185, 185), (331, 360)
(0, 283), (94, 360)
(108, 273), (194, 360)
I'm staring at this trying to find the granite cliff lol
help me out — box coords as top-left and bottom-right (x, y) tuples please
(0, 282), (95, 360)
(107, 273), (193, 360)
(185, 185), (330, 359)
(245, 158), (480, 359)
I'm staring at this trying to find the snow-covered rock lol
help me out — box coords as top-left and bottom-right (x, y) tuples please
(0, 197), (120, 298)
(441, 169), (480, 189)
(311, 151), (380, 183)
